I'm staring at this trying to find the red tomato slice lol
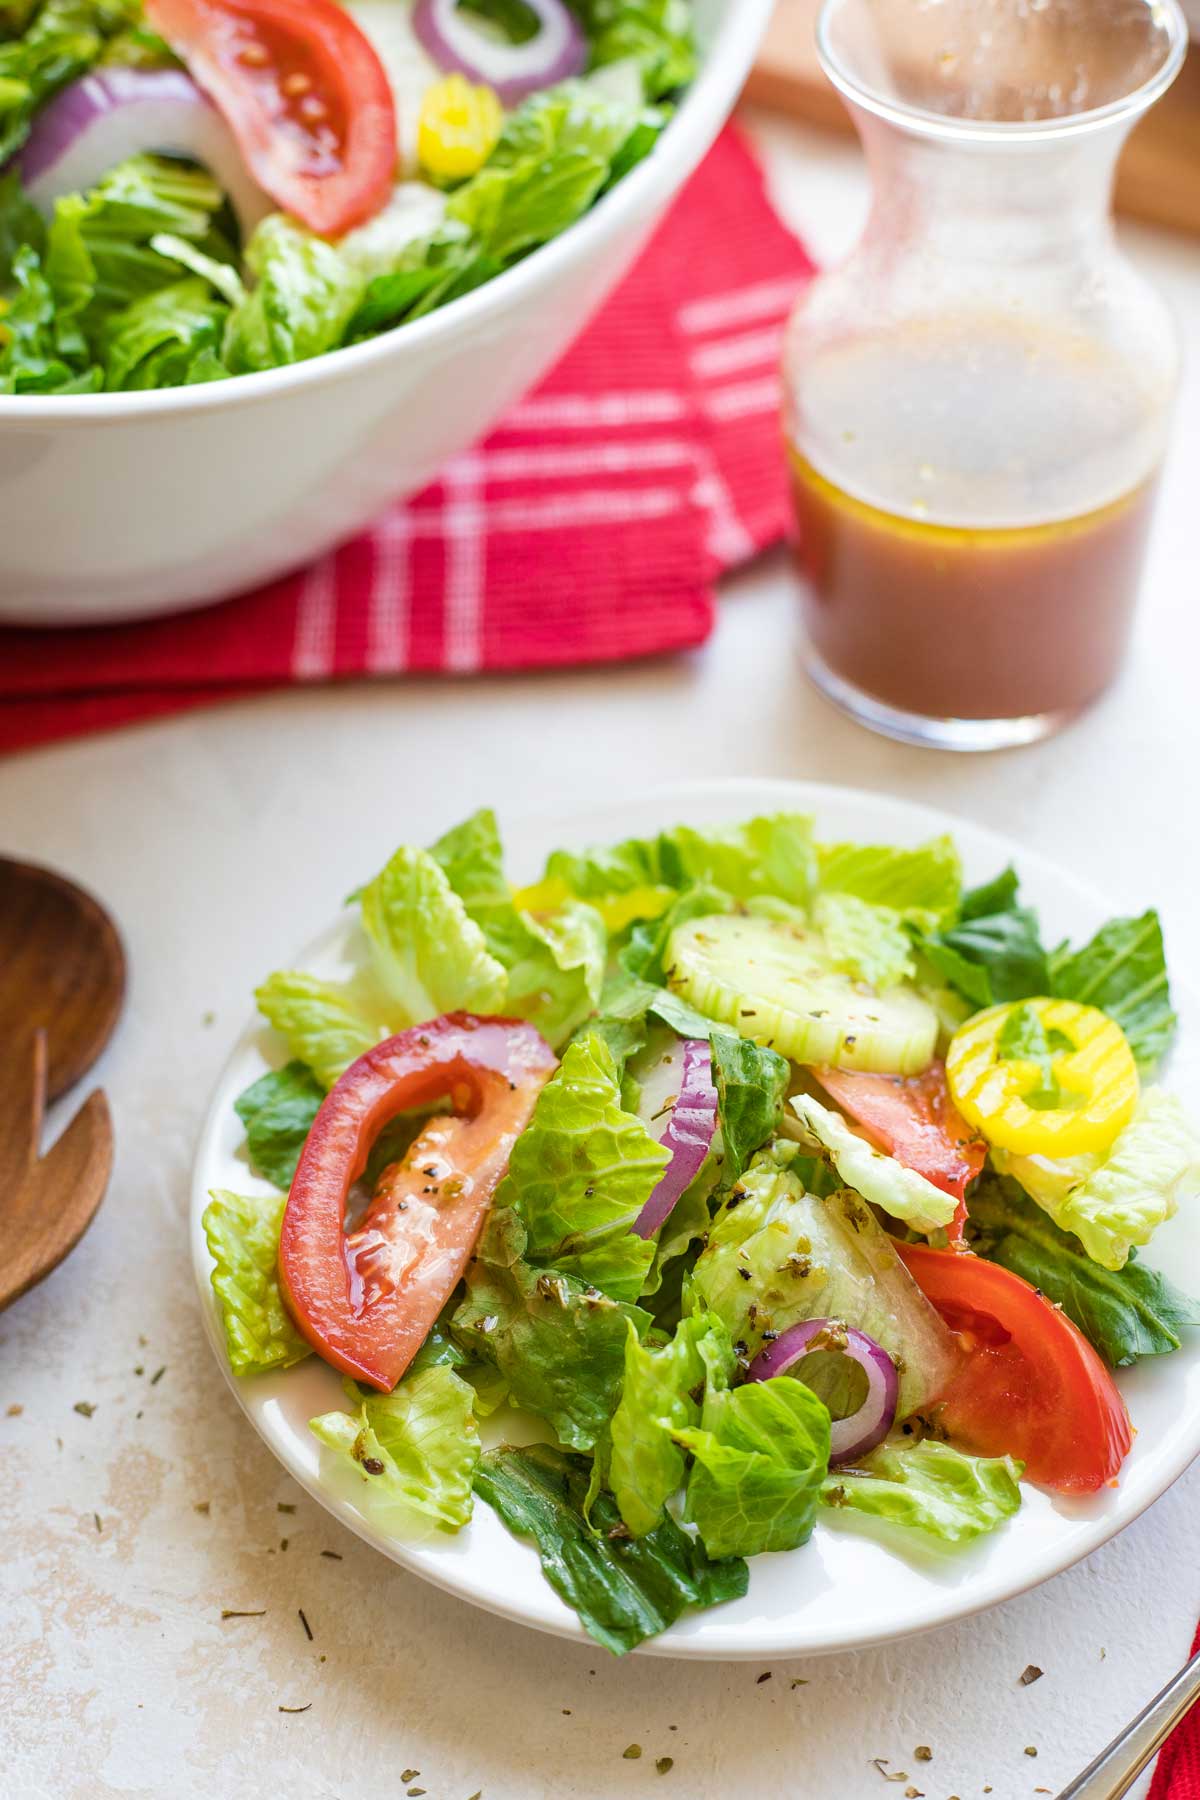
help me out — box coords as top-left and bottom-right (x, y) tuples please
(280, 1013), (556, 1391)
(815, 1061), (986, 1245)
(146, 0), (397, 236)
(896, 1242), (1133, 1493)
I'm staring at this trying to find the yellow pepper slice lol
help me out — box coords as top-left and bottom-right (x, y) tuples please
(511, 879), (675, 934)
(946, 997), (1138, 1157)
(418, 74), (503, 182)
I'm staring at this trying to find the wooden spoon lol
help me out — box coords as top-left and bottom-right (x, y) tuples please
(0, 859), (125, 1311)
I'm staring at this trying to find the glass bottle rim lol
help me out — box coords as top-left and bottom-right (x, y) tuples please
(815, 0), (1189, 145)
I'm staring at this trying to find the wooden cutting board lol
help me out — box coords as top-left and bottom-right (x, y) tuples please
(745, 0), (1200, 236)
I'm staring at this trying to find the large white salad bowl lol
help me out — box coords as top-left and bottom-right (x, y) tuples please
(0, 0), (774, 625)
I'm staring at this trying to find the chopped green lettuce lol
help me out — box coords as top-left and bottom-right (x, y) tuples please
(812, 891), (915, 991)
(361, 843), (508, 1024)
(915, 867), (1049, 1007)
(815, 835), (962, 930)
(493, 1033), (668, 1301)
(1049, 909), (1177, 1076)
(0, 0), (145, 163)
(709, 1030), (788, 1181)
(452, 1208), (650, 1449)
(223, 213), (364, 374)
(310, 1364), (479, 1532)
(679, 1375), (830, 1558)
(609, 1312), (734, 1536)
(254, 971), (382, 1090)
(620, 880), (731, 986)
(429, 807), (606, 1046)
(473, 1443), (748, 1656)
(994, 1090), (1200, 1270)
(101, 274), (226, 388)
(0, 154), (237, 393)
(822, 1440), (1022, 1546)
(789, 1092), (957, 1235)
(968, 1174), (1200, 1365)
(570, 0), (697, 98)
(202, 1188), (310, 1378)
(546, 813), (816, 907)
(233, 1060), (324, 1190)
(687, 1143), (958, 1417)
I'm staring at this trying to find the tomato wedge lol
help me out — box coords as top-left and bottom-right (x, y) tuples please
(280, 1013), (556, 1391)
(896, 1242), (1133, 1493)
(146, 0), (397, 236)
(815, 1061), (986, 1245)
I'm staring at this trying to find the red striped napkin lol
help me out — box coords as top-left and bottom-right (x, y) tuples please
(0, 124), (814, 757)
(1149, 1623), (1200, 1796)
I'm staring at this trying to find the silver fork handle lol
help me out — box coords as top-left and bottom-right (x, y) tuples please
(1057, 1649), (1200, 1799)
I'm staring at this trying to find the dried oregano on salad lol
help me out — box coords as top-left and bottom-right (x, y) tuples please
(0, 0), (696, 394)
(203, 806), (1200, 1652)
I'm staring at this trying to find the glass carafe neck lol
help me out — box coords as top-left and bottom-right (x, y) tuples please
(854, 110), (1122, 263)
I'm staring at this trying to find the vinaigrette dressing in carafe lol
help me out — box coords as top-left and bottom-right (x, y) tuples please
(785, 0), (1186, 749)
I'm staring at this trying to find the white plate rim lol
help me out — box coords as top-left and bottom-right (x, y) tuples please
(190, 777), (1200, 1660)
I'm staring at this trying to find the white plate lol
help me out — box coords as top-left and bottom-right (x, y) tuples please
(190, 778), (1200, 1660)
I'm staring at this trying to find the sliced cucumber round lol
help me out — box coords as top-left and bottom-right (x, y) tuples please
(666, 913), (938, 1075)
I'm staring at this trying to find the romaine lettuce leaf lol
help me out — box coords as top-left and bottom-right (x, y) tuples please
(429, 807), (605, 1046)
(361, 843), (508, 1024)
(995, 1090), (1200, 1270)
(101, 274), (226, 388)
(1049, 909), (1177, 1076)
(493, 1033), (667, 1301)
(789, 1092), (957, 1234)
(254, 971), (382, 1090)
(815, 835), (961, 930)
(968, 1173), (1200, 1365)
(202, 1188), (311, 1378)
(609, 1312), (734, 1536)
(686, 1142), (958, 1417)
(915, 866), (1049, 1007)
(233, 1060), (324, 1190)
(473, 1443), (748, 1656)
(678, 1374), (830, 1558)
(812, 891), (915, 992)
(570, 0), (697, 98)
(546, 813), (816, 907)
(709, 1030), (788, 1181)
(620, 881), (731, 986)
(452, 1208), (650, 1449)
(822, 1440), (1022, 1545)
(0, 0), (144, 163)
(224, 213), (364, 374)
(310, 1364), (479, 1532)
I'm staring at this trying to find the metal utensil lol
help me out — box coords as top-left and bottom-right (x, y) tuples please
(1057, 1649), (1200, 1799)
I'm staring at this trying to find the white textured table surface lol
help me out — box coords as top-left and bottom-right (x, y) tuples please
(3, 112), (1200, 1800)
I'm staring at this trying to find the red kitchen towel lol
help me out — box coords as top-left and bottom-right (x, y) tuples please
(0, 123), (813, 757)
(1149, 1621), (1200, 1797)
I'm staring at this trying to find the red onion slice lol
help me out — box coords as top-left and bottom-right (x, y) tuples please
(412, 0), (587, 105)
(16, 70), (271, 238)
(632, 1037), (717, 1240)
(748, 1319), (899, 1464)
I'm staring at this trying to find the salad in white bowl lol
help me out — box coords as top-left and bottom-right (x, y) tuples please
(0, 0), (697, 393)
(201, 804), (1200, 1655)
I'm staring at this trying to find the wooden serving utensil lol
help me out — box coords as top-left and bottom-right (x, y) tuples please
(0, 858), (125, 1311)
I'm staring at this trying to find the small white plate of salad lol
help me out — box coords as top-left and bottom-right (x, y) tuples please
(191, 779), (1200, 1660)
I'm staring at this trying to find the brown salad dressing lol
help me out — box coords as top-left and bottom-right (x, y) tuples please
(790, 450), (1159, 722)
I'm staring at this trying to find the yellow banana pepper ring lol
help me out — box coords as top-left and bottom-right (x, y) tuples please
(946, 997), (1138, 1157)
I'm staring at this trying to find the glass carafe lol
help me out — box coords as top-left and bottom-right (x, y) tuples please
(784, 0), (1188, 750)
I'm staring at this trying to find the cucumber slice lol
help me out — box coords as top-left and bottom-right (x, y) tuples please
(667, 913), (937, 1075)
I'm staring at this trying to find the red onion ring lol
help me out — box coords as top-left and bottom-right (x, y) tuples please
(16, 69), (271, 238)
(412, 0), (587, 105)
(748, 1318), (899, 1463)
(632, 1037), (717, 1240)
